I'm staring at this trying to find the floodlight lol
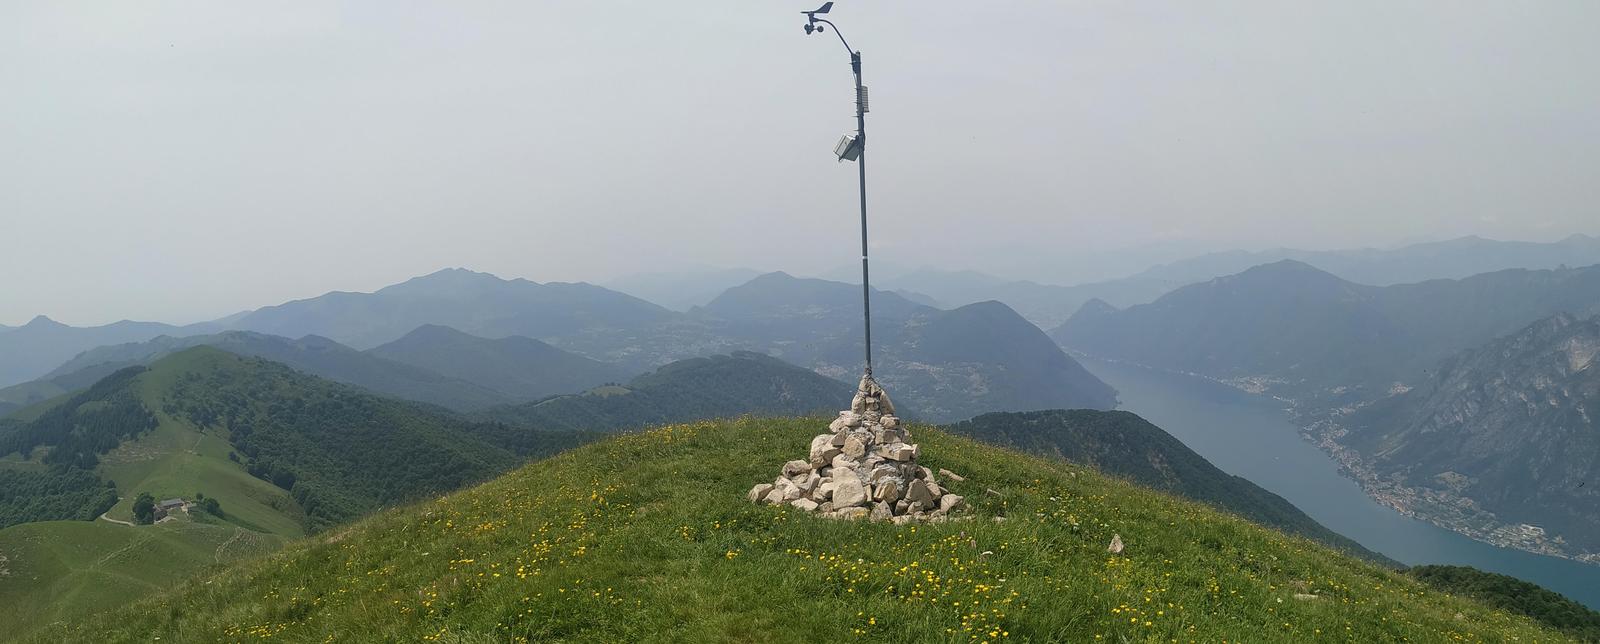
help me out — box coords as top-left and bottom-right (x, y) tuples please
(835, 134), (862, 162)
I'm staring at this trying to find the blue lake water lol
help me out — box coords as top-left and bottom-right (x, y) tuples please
(1082, 359), (1600, 610)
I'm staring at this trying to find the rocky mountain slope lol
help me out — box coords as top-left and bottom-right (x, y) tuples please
(1337, 313), (1600, 559)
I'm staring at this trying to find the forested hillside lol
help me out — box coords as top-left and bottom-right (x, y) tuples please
(476, 351), (851, 431)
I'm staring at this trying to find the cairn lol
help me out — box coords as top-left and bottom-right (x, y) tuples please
(748, 374), (964, 523)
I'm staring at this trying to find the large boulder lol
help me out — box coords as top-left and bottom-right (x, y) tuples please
(832, 469), (870, 507)
(809, 434), (842, 467)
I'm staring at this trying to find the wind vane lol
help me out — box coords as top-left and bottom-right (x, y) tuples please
(801, 2), (875, 377)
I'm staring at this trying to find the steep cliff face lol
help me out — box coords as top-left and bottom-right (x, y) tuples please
(1342, 313), (1600, 554)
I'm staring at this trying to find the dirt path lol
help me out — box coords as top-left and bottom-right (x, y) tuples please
(91, 530), (153, 568)
(98, 512), (135, 527)
(214, 528), (245, 563)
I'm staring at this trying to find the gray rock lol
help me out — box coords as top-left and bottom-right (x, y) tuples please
(831, 454), (859, 471)
(874, 427), (907, 444)
(870, 502), (893, 522)
(881, 415), (900, 429)
(938, 468), (965, 482)
(832, 469), (869, 507)
(815, 481), (835, 501)
(747, 483), (773, 503)
(810, 435), (843, 467)
(892, 514), (916, 525)
(762, 488), (786, 505)
(774, 477), (803, 501)
(939, 494), (964, 512)
(791, 498), (819, 512)
(879, 443), (916, 462)
(782, 460), (813, 478)
(894, 499), (910, 514)
(795, 472), (821, 494)
(872, 478), (902, 503)
(842, 436), (867, 459)
(907, 479), (938, 505)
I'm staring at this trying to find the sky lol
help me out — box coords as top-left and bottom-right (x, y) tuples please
(3, 1), (1599, 326)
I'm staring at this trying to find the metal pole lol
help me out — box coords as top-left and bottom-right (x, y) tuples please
(853, 51), (872, 377)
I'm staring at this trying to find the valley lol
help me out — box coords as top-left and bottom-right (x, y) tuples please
(1085, 358), (1600, 609)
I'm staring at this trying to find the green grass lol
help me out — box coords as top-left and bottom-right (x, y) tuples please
(0, 519), (281, 637)
(33, 418), (1570, 643)
(87, 350), (307, 537)
(95, 414), (304, 538)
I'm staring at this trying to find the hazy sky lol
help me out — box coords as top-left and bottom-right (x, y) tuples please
(4, 1), (1598, 326)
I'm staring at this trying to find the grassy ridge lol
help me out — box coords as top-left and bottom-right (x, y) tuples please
(37, 418), (1566, 643)
(947, 410), (1390, 564)
(0, 519), (281, 636)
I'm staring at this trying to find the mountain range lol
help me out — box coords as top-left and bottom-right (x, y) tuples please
(368, 324), (632, 401)
(1336, 313), (1600, 558)
(4, 331), (515, 412)
(690, 272), (1117, 420)
(225, 267), (677, 349)
(1053, 260), (1600, 402)
(475, 351), (852, 431)
(877, 234), (1600, 329)
(0, 316), (202, 389)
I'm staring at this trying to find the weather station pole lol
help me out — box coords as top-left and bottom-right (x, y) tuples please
(802, 2), (874, 377)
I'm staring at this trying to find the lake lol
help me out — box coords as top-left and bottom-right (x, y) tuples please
(1082, 359), (1600, 610)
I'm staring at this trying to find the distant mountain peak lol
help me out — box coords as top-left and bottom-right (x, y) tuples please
(23, 315), (66, 329)
(1243, 258), (1329, 274)
(1073, 298), (1119, 318)
(380, 268), (513, 294)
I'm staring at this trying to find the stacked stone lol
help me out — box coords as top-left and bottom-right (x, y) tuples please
(748, 374), (964, 523)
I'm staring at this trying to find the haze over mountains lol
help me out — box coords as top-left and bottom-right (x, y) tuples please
(874, 234), (1600, 329)
(227, 268), (677, 350)
(1055, 260), (1600, 402)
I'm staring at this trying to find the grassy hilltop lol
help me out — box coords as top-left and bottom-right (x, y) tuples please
(35, 418), (1567, 643)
